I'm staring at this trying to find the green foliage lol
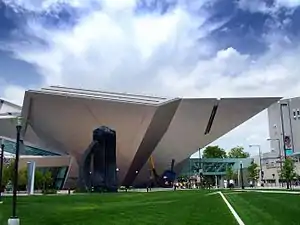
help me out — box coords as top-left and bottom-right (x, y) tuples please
(18, 168), (28, 190)
(1, 160), (54, 191)
(228, 146), (250, 158)
(177, 175), (188, 182)
(35, 170), (45, 189)
(73, 187), (91, 193)
(1, 160), (28, 191)
(280, 158), (296, 182)
(233, 172), (238, 180)
(42, 189), (57, 195)
(226, 166), (234, 180)
(226, 166), (238, 181)
(43, 171), (53, 190)
(202, 146), (227, 158)
(248, 161), (259, 182)
(35, 169), (54, 191)
(2, 160), (14, 186)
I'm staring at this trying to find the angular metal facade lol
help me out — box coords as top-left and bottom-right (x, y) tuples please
(0, 87), (281, 187)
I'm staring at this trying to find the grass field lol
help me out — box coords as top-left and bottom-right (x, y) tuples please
(1, 190), (299, 225)
(225, 191), (300, 225)
(0, 190), (237, 225)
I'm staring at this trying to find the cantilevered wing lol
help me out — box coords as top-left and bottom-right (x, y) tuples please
(21, 86), (174, 186)
(134, 97), (280, 185)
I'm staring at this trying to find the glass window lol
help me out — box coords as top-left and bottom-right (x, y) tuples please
(1, 139), (60, 156)
(35, 166), (69, 190)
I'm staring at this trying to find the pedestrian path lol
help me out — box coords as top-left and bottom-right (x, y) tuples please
(235, 189), (300, 194)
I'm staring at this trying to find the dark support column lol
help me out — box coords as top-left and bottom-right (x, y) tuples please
(240, 162), (244, 189)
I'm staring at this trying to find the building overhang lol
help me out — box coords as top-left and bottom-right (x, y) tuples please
(1, 86), (282, 186)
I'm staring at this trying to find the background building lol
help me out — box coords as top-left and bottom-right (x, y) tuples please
(0, 137), (70, 189)
(268, 98), (300, 156)
(263, 98), (300, 184)
(179, 158), (252, 187)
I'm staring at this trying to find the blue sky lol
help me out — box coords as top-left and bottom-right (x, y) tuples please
(1, 0), (300, 156)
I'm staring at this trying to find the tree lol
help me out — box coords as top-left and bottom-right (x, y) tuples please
(33, 170), (53, 190)
(2, 160), (14, 187)
(280, 158), (296, 189)
(226, 166), (238, 181)
(1, 160), (55, 191)
(43, 171), (53, 190)
(228, 146), (250, 158)
(202, 146), (227, 158)
(226, 166), (234, 180)
(34, 170), (45, 190)
(2, 160), (28, 191)
(225, 166), (238, 188)
(18, 168), (28, 190)
(248, 161), (259, 184)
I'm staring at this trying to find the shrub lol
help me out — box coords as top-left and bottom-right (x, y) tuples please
(42, 189), (57, 195)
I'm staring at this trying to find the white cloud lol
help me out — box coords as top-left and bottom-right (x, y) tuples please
(1, 84), (25, 105)
(2, 0), (97, 12)
(276, 0), (300, 8)
(2, 0), (300, 156)
(238, 0), (300, 13)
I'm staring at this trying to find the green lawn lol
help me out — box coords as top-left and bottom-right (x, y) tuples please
(0, 190), (238, 225)
(225, 191), (300, 225)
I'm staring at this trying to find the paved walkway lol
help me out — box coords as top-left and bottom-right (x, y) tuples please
(235, 189), (300, 194)
(2, 188), (176, 196)
(4, 186), (299, 196)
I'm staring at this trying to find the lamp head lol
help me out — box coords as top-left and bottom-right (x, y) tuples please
(16, 116), (23, 127)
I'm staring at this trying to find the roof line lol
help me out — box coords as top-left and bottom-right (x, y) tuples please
(28, 90), (167, 106)
(45, 85), (170, 101)
(0, 136), (63, 156)
(40, 88), (166, 104)
(0, 98), (22, 109)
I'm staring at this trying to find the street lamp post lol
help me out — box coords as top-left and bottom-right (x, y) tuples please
(8, 117), (22, 225)
(198, 148), (201, 174)
(0, 139), (4, 204)
(214, 166), (218, 189)
(198, 148), (202, 188)
(240, 161), (244, 189)
(249, 144), (263, 183)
